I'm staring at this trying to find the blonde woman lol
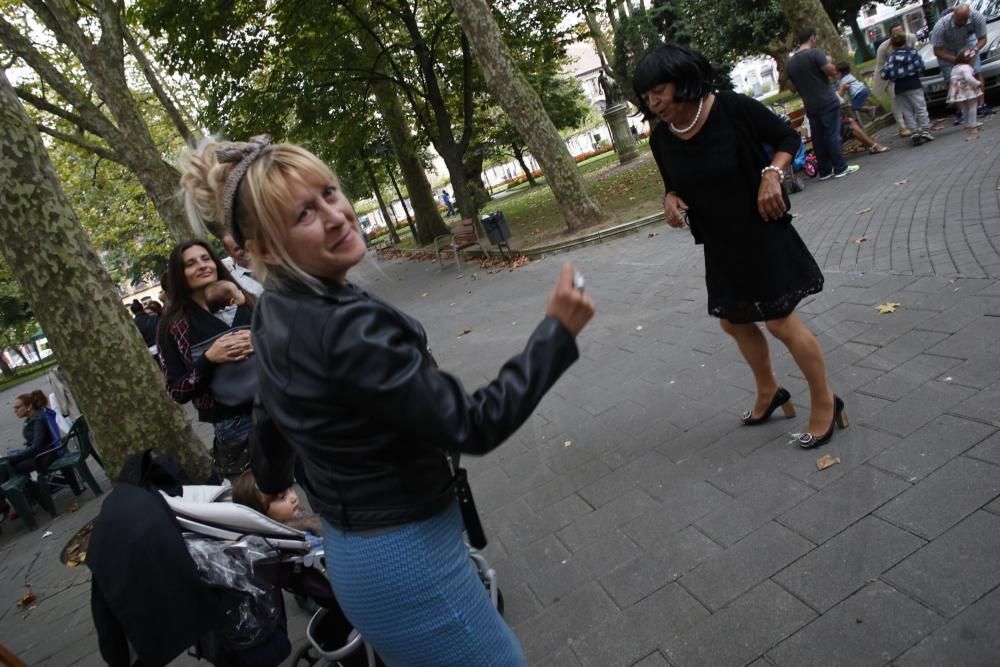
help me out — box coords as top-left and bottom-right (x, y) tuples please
(178, 136), (594, 666)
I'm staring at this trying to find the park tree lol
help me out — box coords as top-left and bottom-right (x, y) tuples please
(451, 0), (611, 231)
(0, 71), (211, 479)
(774, 0), (851, 64)
(0, 0), (203, 240)
(821, 0), (875, 61)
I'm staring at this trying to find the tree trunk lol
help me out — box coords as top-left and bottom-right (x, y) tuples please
(512, 145), (539, 186)
(0, 72), (211, 479)
(1, 2), (198, 242)
(385, 166), (418, 244)
(778, 0), (851, 65)
(451, 0), (611, 231)
(584, 11), (614, 69)
(846, 15), (874, 61)
(364, 160), (401, 245)
(364, 29), (449, 244)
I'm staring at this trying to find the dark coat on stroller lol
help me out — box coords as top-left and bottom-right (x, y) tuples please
(88, 483), (224, 666)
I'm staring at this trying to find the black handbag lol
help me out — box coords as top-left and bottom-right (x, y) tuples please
(190, 326), (258, 407)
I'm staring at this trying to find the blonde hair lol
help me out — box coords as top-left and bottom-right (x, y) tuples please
(178, 138), (340, 292)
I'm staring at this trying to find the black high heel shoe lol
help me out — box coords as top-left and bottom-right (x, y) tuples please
(742, 387), (795, 426)
(797, 395), (848, 449)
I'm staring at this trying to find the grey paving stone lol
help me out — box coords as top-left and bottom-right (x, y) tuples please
(864, 381), (977, 437)
(773, 515), (925, 612)
(572, 584), (709, 667)
(950, 381), (1000, 427)
(577, 451), (677, 508)
(521, 458), (613, 512)
(875, 456), (1000, 539)
(600, 525), (722, 608)
(884, 511), (1000, 617)
(778, 465), (911, 544)
(528, 529), (639, 605)
(858, 330), (951, 371)
(497, 493), (593, 553)
(663, 580), (816, 667)
(767, 582), (943, 667)
(869, 414), (997, 481)
(695, 476), (814, 546)
(896, 584), (1000, 666)
(501, 581), (544, 627)
(965, 429), (1000, 465)
(623, 480), (732, 550)
(858, 353), (962, 401)
(925, 316), (1000, 361)
(514, 582), (619, 664)
(680, 521), (814, 611)
(630, 652), (671, 667)
(557, 488), (661, 553)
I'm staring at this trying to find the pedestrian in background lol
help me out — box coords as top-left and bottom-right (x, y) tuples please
(881, 31), (934, 145)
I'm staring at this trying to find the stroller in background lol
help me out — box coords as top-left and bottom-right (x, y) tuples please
(164, 486), (503, 666)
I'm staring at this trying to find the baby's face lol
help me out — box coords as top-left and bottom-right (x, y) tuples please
(225, 284), (246, 306)
(267, 488), (300, 522)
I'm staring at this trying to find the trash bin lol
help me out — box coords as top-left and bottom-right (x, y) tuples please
(481, 211), (511, 245)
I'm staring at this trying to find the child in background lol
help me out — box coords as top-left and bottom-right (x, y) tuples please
(835, 62), (877, 122)
(232, 470), (323, 535)
(204, 279), (246, 326)
(881, 32), (933, 145)
(947, 49), (984, 132)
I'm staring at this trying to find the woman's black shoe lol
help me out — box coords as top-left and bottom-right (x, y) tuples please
(797, 395), (848, 449)
(742, 387), (795, 425)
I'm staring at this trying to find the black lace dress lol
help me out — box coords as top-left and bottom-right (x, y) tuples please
(650, 91), (824, 324)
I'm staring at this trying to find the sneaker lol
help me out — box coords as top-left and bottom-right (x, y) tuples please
(833, 165), (860, 178)
(912, 134), (926, 146)
(921, 130), (935, 141)
(818, 172), (835, 181)
(978, 105), (996, 116)
(899, 128), (913, 137)
(953, 112), (965, 126)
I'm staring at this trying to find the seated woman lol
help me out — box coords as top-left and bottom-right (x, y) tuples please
(6, 390), (61, 474)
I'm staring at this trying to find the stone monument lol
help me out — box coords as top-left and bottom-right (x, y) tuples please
(599, 70), (639, 165)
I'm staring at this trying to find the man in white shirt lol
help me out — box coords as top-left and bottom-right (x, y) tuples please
(221, 233), (264, 296)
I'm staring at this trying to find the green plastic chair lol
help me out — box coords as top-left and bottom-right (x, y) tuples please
(0, 461), (57, 531)
(44, 417), (102, 498)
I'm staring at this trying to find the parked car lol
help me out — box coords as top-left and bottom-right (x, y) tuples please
(919, 0), (1000, 106)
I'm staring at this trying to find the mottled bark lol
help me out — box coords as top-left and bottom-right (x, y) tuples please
(0, 72), (211, 479)
(778, 0), (851, 64)
(0, 1), (197, 241)
(370, 76), (449, 243)
(845, 15), (874, 61)
(451, 0), (611, 231)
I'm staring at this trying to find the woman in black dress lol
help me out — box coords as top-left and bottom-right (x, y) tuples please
(634, 44), (847, 449)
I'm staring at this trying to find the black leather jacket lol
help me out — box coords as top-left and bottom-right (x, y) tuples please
(251, 274), (579, 531)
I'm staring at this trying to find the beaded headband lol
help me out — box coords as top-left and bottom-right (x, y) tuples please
(217, 134), (271, 238)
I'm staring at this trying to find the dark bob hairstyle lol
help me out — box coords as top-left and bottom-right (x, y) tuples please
(632, 43), (715, 120)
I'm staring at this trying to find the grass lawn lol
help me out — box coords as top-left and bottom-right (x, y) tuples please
(423, 143), (665, 251)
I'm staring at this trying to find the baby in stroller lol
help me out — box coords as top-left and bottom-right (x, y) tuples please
(165, 480), (501, 666)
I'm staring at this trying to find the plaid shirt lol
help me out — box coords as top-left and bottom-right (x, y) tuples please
(162, 316), (215, 413)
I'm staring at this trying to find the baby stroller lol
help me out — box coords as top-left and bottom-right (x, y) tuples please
(163, 485), (503, 666)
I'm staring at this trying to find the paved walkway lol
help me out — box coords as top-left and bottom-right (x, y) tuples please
(1, 116), (998, 665)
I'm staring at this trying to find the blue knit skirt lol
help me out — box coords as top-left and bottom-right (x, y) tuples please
(321, 502), (526, 667)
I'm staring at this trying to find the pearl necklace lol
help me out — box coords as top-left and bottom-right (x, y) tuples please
(669, 97), (704, 135)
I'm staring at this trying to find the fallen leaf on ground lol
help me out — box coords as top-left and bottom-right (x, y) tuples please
(17, 590), (36, 608)
(42, 530), (53, 538)
(854, 235), (869, 244)
(875, 302), (901, 314)
(456, 274), (464, 279)
(68, 502), (79, 512)
(636, 325), (643, 331)
(855, 207), (873, 215)
(816, 454), (841, 470)
(893, 179), (908, 186)
(456, 328), (472, 337)
(564, 441), (572, 448)
(471, 273), (479, 280)
(648, 232), (659, 238)
(420, 292), (428, 297)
